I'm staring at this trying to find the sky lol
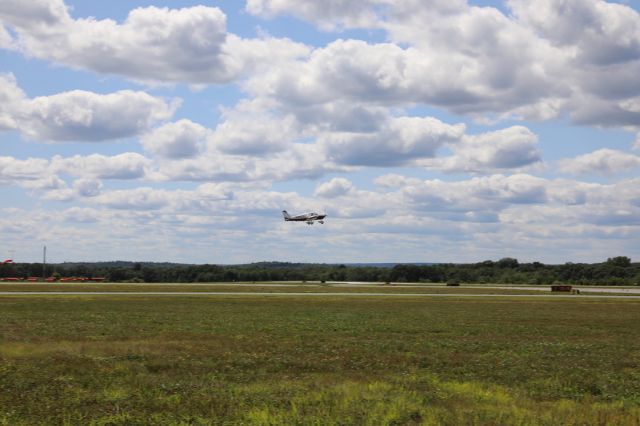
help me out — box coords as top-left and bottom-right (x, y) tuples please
(1, 0), (640, 264)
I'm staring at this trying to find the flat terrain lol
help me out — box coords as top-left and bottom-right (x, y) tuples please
(1, 282), (639, 296)
(1, 285), (640, 425)
(0, 282), (550, 297)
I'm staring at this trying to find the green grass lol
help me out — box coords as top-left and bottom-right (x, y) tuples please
(0, 282), (550, 295)
(1, 294), (639, 424)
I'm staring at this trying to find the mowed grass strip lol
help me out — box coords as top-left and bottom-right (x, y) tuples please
(1, 297), (639, 425)
(0, 282), (549, 295)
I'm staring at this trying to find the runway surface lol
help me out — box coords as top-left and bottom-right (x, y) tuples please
(1, 291), (640, 299)
(2, 282), (639, 294)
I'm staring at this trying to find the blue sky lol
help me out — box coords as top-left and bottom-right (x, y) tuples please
(1, 0), (640, 264)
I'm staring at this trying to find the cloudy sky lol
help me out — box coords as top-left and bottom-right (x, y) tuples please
(1, 0), (639, 264)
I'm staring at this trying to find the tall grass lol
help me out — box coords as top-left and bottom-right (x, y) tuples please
(1, 295), (639, 424)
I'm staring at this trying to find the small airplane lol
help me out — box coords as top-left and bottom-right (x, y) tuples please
(282, 210), (326, 225)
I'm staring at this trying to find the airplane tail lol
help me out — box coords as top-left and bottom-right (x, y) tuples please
(282, 210), (291, 220)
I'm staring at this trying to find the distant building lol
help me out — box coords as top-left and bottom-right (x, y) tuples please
(551, 284), (572, 292)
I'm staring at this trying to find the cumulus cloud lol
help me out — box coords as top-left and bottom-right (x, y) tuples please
(508, 0), (640, 66)
(141, 120), (207, 159)
(374, 173), (422, 189)
(320, 116), (465, 166)
(427, 126), (542, 173)
(22, 90), (177, 142)
(0, 75), (177, 142)
(402, 174), (548, 219)
(210, 107), (299, 155)
(0, 0), (309, 84)
(93, 183), (240, 212)
(4, 1), (640, 264)
(73, 178), (102, 197)
(51, 152), (151, 179)
(559, 148), (640, 175)
(1, 152), (157, 202)
(315, 178), (355, 198)
(244, 9), (562, 115)
(4, 169), (640, 262)
(5, 0), (640, 133)
(0, 156), (51, 184)
(155, 143), (347, 184)
(94, 187), (173, 210)
(62, 207), (102, 223)
(0, 24), (11, 48)
(243, 0), (640, 131)
(246, 0), (385, 30)
(145, 101), (539, 182)
(0, 73), (26, 130)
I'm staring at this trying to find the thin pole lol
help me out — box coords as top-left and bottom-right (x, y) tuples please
(42, 245), (46, 281)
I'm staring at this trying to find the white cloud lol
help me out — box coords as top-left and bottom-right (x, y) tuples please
(51, 153), (151, 179)
(62, 207), (102, 223)
(243, 0), (640, 131)
(401, 174), (548, 219)
(0, 24), (12, 48)
(0, 73), (26, 130)
(374, 174), (422, 189)
(320, 116), (465, 166)
(141, 119), (207, 159)
(0, 156), (51, 184)
(3, 171), (640, 263)
(246, 0), (385, 30)
(5, 0), (640, 132)
(315, 178), (355, 198)
(149, 110), (348, 183)
(22, 90), (176, 142)
(73, 178), (102, 197)
(94, 187), (174, 210)
(144, 98), (539, 182)
(0, 1), (309, 84)
(0, 75), (177, 142)
(428, 126), (542, 173)
(1, 152), (156, 201)
(210, 107), (299, 155)
(244, 8), (562, 115)
(3, 1), (640, 264)
(508, 0), (640, 66)
(559, 148), (640, 175)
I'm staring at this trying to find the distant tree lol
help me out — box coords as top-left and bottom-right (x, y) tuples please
(142, 267), (159, 282)
(108, 268), (129, 282)
(497, 258), (519, 268)
(606, 256), (631, 267)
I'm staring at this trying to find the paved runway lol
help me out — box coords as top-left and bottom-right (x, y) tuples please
(1, 291), (640, 299)
(3, 282), (639, 294)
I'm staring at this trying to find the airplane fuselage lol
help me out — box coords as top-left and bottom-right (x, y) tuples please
(282, 211), (326, 224)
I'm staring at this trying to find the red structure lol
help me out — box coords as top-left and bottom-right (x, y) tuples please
(551, 285), (572, 292)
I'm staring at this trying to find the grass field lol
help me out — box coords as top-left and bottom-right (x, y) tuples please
(1, 288), (640, 424)
(0, 282), (552, 295)
(1, 282), (637, 297)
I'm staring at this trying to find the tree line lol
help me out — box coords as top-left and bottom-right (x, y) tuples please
(0, 257), (638, 286)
